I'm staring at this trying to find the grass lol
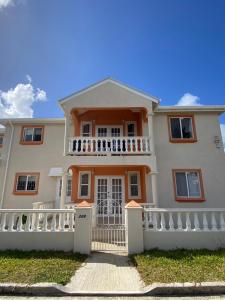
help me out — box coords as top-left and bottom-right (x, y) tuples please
(131, 249), (225, 285)
(0, 250), (87, 285)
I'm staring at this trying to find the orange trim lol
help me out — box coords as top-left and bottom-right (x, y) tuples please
(20, 125), (45, 145)
(0, 134), (4, 147)
(71, 109), (144, 137)
(172, 169), (205, 202)
(167, 114), (197, 143)
(13, 172), (40, 195)
(70, 166), (148, 204)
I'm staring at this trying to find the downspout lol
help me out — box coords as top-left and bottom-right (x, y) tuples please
(0, 121), (14, 208)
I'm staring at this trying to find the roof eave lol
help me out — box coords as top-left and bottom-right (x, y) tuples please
(155, 105), (225, 114)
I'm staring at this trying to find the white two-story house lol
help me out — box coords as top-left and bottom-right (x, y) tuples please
(0, 78), (225, 216)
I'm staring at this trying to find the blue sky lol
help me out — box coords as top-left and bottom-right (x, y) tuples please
(0, 0), (225, 127)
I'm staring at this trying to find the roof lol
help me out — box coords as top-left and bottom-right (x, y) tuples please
(0, 118), (65, 126)
(155, 105), (225, 114)
(58, 77), (160, 105)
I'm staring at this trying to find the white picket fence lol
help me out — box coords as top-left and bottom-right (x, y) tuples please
(143, 208), (225, 232)
(0, 209), (76, 232)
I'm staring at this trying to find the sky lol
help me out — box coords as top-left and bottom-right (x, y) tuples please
(0, 0), (225, 140)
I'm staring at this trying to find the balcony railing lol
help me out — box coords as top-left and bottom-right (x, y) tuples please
(68, 136), (151, 155)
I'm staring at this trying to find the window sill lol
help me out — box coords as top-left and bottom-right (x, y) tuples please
(13, 191), (38, 196)
(20, 141), (43, 145)
(175, 197), (205, 202)
(170, 138), (197, 143)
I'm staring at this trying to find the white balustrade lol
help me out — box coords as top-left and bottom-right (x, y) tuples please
(0, 209), (75, 232)
(143, 208), (225, 232)
(68, 136), (151, 155)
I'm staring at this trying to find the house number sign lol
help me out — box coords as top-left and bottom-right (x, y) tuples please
(78, 214), (87, 218)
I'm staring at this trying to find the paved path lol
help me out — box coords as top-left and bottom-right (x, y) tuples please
(66, 251), (144, 292)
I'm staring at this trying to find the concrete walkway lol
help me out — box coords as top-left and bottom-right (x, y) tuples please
(66, 251), (144, 292)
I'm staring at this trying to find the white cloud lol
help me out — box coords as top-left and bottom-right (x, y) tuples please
(0, 0), (14, 9)
(26, 74), (32, 83)
(0, 75), (47, 118)
(176, 93), (202, 106)
(220, 124), (225, 149)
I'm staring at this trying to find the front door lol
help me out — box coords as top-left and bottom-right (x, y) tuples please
(95, 176), (124, 217)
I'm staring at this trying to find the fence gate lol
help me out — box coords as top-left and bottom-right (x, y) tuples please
(92, 198), (127, 252)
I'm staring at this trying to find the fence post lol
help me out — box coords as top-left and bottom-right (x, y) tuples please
(125, 200), (144, 254)
(74, 201), (92, 254)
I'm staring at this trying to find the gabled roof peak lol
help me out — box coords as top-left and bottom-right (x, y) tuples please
(59, 77), (159, 105)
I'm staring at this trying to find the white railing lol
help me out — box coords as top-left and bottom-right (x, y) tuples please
(64, 203), (77, 209)
(143, 208), (225, 232)
(0, 209), (75, 232)
(33, 201), (54, 209)
(68, 136), (151, 155)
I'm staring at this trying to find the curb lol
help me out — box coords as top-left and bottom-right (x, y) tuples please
(1, 282), (225, 296)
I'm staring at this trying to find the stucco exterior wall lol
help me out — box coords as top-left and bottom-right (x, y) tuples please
(153, 112), (225, 208)
(0, 123), (65, 209)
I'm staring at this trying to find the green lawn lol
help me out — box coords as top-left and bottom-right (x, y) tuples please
(131, 249), (225, 285)
(0, 250), (87, 285)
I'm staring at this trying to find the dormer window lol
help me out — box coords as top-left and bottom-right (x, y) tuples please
(168, 115), (197, 143)
(20, 126), (44, 145)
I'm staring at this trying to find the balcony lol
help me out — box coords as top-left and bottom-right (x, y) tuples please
(68, 136), (151, 155)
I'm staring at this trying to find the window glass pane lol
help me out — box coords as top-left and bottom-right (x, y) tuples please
(130, 174), (138, 185)
(175, 172), (188, 197)
(111, 128), (121, 137)
(127, 124), (135, 136)
(33, 128), (43, 141)
(98, 128), (107, 137)
(81, 174), (89, 184)
(82, 124), (90, 137)
(170, 118), (181, 139)
(181, 118), (193, 139)
(131, 185), (138, 197)
(23, 128), (33, 141)
(81, 185), (88, 196)
(0, 136), (3, 145)
(27, 176), (36, 190)
(17, 176), (27, 190)
(187, 172), (200, 197)
(67, 178), (72, 196)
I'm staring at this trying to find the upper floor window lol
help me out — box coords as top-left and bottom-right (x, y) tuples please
(128, 171), (141, 199)
(126, 122), (137, 137)
(81, 122), (92, 137)
(168, 115), (197, 143)
(0, 135), (4, 147)
(20, 126), (44, 145)
(14, 173), (40, 195)
(172, 169), (205, 202)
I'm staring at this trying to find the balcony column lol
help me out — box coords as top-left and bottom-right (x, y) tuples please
(147, 113), (155, 154)
(64, 115), (70, 156)
(60, 172), (68, 209)
(151, 172), (158, 207)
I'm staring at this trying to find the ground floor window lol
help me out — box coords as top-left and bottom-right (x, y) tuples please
(79, 172), (91, 198)
(14, 173), (39, 195)
(128, 171), (141, 199)
(172, 169), (205, 202)
(58, 176), (72, 197)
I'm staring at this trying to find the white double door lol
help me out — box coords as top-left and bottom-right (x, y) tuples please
(95, 176), (124, 216)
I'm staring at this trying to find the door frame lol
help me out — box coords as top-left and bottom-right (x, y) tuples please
(94, 175), (125, 211)
(95, 125), (123, 137)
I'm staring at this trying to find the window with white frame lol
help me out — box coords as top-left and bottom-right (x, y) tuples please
(0, 135), (3, 147)
(126, 122), (136, 137)
(22, 127), (44, 142)
(169, 116), (195, 140)
(81, 122), (92, 137)
(79, 172), (91, 198)
(128, 172), (141, 198)
(173, 170), (204, 200)
(15, 173), (39, 193)
(59, 176), (72, 197)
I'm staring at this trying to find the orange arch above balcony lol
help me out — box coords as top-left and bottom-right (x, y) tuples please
(71, 108), (148, 137)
